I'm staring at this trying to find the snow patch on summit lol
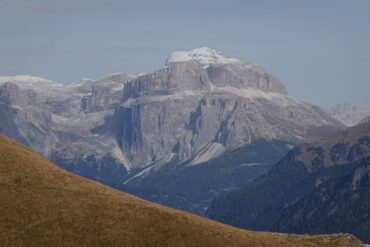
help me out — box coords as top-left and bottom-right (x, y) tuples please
(166, 47), (241, 65)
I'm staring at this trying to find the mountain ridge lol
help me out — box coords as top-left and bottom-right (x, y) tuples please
(207, 122), (370, 243)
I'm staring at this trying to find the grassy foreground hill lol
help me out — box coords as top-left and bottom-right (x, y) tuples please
(0, 135), (364, 247)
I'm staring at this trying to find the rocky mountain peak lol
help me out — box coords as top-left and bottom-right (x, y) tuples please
(331, 102), (357, 113)
(115, 48), (343, 169)
(125, 47), (288, 100)
(165, 47), (242, 65)
(330, 102), (370, 126)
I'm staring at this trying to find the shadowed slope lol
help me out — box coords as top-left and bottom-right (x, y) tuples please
(207, 123), (370, 243)
(0, 135), (364, 247)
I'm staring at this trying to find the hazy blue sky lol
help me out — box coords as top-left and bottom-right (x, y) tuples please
(0, 0), (369, 108)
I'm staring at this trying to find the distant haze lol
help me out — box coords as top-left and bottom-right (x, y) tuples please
(0, 0), (369, 108)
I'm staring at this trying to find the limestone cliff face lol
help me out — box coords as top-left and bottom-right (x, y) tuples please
(0, 74), (133, 166)
(86, 73), (133, 112)
(0, 83), (56, 156)
(0, 48), (345, 181)
(123, 62), (210, 99)
(114, 48), (343, 169)
(205, 63), (287, 94)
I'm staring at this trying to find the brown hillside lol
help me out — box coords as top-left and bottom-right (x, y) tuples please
(297, 122), (370, 169)
(0, 135), (364, 247)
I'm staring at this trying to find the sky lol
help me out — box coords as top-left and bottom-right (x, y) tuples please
(0, 0), (369, 109)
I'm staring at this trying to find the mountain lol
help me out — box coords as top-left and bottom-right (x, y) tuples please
(116, 47), (342, 169)
(330, 102), (370, 126)
(1, 135), (365, 247)
(0, 73), (134, 185)
(359, 115), (370, 125)
(0, 47), (344, 215)
(207, 122), (370, 243)
(105, 47), (344, 213)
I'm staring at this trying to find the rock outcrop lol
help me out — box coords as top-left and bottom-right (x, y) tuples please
(0, 82), (56, 156)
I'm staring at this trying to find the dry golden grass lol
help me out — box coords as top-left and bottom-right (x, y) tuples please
(0, 135), (364, 247)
